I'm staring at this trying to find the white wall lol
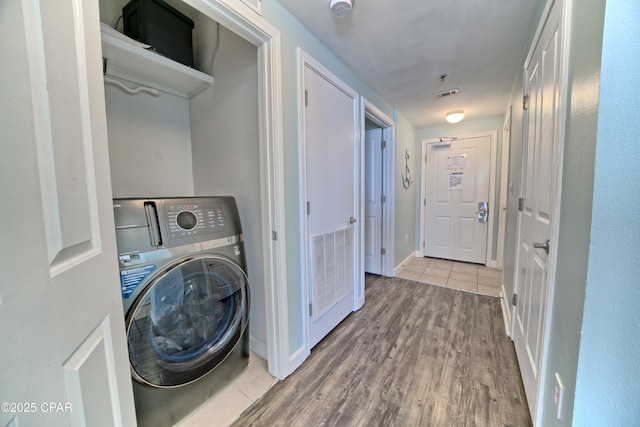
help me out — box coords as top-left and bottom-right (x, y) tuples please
(105, 85), (194, 198)
(394, 113), (417, 267)
(189, 22), (266, 357)
(101, 0), (196, 198)
(573, 0), (640, 424)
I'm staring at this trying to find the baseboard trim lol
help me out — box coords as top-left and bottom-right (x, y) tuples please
(394, 251), (418, 276)
(250, 335), (268, 361)
(500, 283), (512, 337)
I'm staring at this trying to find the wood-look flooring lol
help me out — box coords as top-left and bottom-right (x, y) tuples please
(233, 275), (531, 427)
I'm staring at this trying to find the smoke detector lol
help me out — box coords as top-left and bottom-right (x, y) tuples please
(330, 0), (353, 18)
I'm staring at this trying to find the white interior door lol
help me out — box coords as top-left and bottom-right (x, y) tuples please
(423, 135), (492, 264)
(512, 0), (563, 419)
(0, 1), (136, 426)
(302, 58), (358, 349)
(364, 128), (384, 275)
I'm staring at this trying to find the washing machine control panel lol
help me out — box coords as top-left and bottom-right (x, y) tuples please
(165, 201), (226, 239)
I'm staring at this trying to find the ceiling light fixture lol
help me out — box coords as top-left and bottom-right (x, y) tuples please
(330, 0), (353, 18)
(445, 110), (465, 124)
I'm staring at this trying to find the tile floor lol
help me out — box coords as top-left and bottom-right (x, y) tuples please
(176, 352), (277, 427)
(396, 256), (503, 297)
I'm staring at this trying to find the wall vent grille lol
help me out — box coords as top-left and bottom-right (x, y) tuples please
(310, 228), (353, 320)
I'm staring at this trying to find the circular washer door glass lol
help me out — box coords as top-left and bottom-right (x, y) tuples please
(126, 255), (249, 388)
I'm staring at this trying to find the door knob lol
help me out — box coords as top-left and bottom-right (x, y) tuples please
(533, 239), (550, 254)
(349, 216), (357, 224)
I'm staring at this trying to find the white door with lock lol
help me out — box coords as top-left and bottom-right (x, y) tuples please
(422, 134), (493, 264)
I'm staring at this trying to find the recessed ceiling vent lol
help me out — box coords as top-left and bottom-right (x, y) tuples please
(433, 88), (460, 99)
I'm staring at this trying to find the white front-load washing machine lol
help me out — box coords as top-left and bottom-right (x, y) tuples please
(113, 197), (250, 427)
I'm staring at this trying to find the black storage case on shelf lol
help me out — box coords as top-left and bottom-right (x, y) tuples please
(123, 0), (194, 67)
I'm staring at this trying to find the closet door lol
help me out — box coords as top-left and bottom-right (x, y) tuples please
(301, 52), (359, 349)
(512, 0), (565, 420)
(0, 1), (136, 425)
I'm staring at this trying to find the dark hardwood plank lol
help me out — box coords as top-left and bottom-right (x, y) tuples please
(233, 275), (531, 427)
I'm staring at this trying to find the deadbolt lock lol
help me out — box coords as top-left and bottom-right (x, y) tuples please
(476, 202), (489, 223)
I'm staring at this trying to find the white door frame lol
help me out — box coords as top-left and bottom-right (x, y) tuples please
(360, 98), (396, 278)
(420, 131), (498, 266)
(297, 48), (361, 361)
(497, 109), (512, 270)
(510, 0), (570, 423)
(183, 0), (289, 378)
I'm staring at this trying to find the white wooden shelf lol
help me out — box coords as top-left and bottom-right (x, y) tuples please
(101, 30), (213, 98)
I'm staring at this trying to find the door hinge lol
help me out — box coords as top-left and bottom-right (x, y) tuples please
(381, 248), (386, 256)
(518, 197), (524, 211)
(272, 231), (278, 241)
(523, 95), (529, 110)
(381, 140), (387, 149)
(309, 303), (313, 316)
(423, 241), (426, 249)
(307, 201), (311, 215)
(305, 90), (308, 106)
(381, 195), (386, 203)
(424, 198), (426, 206)
(512, 294), (518, 306)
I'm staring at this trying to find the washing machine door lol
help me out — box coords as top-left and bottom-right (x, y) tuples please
(125, 254), (249, 388)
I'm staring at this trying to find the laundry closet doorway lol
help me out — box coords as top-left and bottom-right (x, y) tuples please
(99, 0), (289, 378)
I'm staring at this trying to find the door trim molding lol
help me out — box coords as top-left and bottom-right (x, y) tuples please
(497, 108), (512, 270)
(297, 48), (360, 364)
(420, 130), (498, 266)
(361, 98), (396, 279)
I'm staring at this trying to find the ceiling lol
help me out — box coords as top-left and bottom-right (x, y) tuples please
(275, 0), (540, 129)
